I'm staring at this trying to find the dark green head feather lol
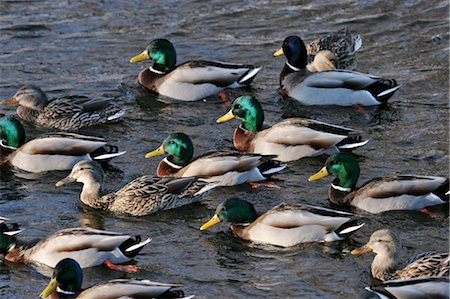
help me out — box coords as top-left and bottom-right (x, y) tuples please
(325, 153), (360, 189)
(0, 234), (16, 255)
(0, 116), (26, 150)
(53, 258), (83, 294)
(147, 39), (177, 73)
(216, 198), (258, 223)
(282, 36), (307, 69)
(231, 96), (264, 132)
(162, 133), (194, 166)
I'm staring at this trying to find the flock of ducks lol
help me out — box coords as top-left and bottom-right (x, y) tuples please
(0, 27), (448, 298)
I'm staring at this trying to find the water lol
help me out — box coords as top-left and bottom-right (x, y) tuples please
(0, 0), (448, 298)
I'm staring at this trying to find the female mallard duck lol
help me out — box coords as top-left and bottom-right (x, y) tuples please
(216, 96), (368, 162)
(0, 227), (151, 271)
(1, 85), (124, 131)
(305, 27), (362, 71)
(56, 160), (216, 216)
(366, 277), (449, 299)
(308, 153), (448, 214)
(40, 258), (192, 299)
(0, 116), (125, 172)
(351, 229), (449, 281)
(129, 38), (261, 101)
(200, 198), (364, 247)
(273, 36), (400, 106)
(145, 132), (285, 187)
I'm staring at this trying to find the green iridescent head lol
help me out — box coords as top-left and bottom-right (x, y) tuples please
(274, 36), (307, 69)
(309, 153), (360, 189)
(200, 198), (258, 230)
(40, 258), (83, 298)
(145, 133), (194, 167)
(130, 38), (177, 73)
(0, 233), (16, 255)
(0, 116), (26, 150)
(216, 96), (264, 132)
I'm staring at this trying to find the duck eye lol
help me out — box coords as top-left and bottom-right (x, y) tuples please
(234, 104), (241, 110)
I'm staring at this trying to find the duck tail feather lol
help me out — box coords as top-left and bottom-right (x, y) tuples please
(335, 220), (365, 238)
(91, 145), (126, 161)
(120, 236), (152, 258)
(238, 67), (262, 85)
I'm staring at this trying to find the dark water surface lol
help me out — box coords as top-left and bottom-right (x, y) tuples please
(0, 1), (448, 298)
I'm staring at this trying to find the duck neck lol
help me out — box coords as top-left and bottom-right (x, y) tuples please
(371, 246), (401, 280)
(16, 106), (41, 122)
(233, 126), (256, 152)
(329, 178), (353, 205)
(79, 176), (110, 210)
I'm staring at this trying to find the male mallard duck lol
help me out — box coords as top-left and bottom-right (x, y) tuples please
(351, 229), (449, 281)
(56, 160), (216, 216)
(40, 258), (192, 299)
(0, 227), (151, 271)
(273, 36), (400, 106)
(0, 116), (125, 172)
(308, 153), (448, 214)
(216, 96), (368, 162)
(1, 85), (124, 131)
(365, 277), (449, 299)
(200, 198), (364, 247)
(305, 27), (362, 71)
(129, 38), (261, 101)
(145, 132), (286, 186)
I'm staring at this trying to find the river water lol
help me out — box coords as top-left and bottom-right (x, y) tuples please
(0, 0), (448, 298)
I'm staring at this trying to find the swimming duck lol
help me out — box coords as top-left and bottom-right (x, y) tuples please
(1, 85), (124, 131)
(40, 258), (192, 299)
(216, 96), (368, 162)
(273, 36), (400, 106)
(366, 276), (449, 299)
(200, 198), (364, 247)
(145, 132), (286, 186)
(0, 227), (151, 271)
(56, 160), (216, 216)
(308, 153), (448, 214)
(129, 38), (261, 101)
(305, 27), (362, 71)
(351, 229), (449, 281)
(0, 116), (125, 172)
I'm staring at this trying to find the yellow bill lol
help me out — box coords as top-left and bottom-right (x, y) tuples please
(40, 277), (58, 298)
(308, 166), (330, 182)
(145, 145), (165, 158)
(216, 109), (235, 123)
(351, 245), (373, 255)
(130, 49), (150, 63)
(200, 214), (221, 230)
(1, 97), (19, 105)
(273, 48), (284, 57)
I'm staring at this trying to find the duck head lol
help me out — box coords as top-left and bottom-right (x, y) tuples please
(145, 133), (193, 167)
(0, 116), (26, 151)
(0, 233), (16, 255)
(2, 85), (49, 110)
(56, 160), (104, 187)
(200, 198), (258, 230)
(273, 36), (307, 70)
(40, 258), (83, 298)
(130, 38), (177, 74)
(309, 153), (360, 190)
(216, 96), (264, 132)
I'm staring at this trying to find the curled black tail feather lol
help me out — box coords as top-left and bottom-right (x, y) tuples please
(90, 145), (119, 160)
(119, 236), (144, 258)
(367, 78), (400, 104)
(335, 219), (364, 238)
(157, 289), (186, 298)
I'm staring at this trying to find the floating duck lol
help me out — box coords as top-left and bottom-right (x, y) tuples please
(273, 36), (400, 106)
(129, 38), (261, 101)
(145, 132), (285, 187)
(309, 153), (448, 214)
(351, 229), (449, 281)
(40, 258), (193, 298)
(0, 116), (125, 172)
(56, 160), (216, 216)
(2, 85), (124, 131)
(200, 198), (364, 247)
(0, 227), (150, 272)
(216, 96), (368, 162)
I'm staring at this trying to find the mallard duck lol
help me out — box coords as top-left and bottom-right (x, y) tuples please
(0, 227), (151, 271)
(351, 229), (449, 281)
(40, 258), (192, 299)
(56, 160), (216, 216)
(366, 276), (449, 299)
(308, 153), (448, 214)
(305, 27), (362, 71)
(200, 198), (364, 247)
(273, 36), (400, 106)
(1, 85), (124, 131)
(216, 96), (368, 162)
(145, 132), (286, 186)
(129, 38), (261, 101)
(0, 116), (125, 172)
